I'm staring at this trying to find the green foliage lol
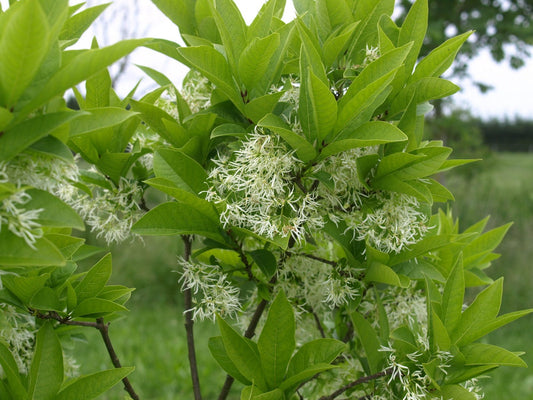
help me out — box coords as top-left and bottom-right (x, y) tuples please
(0, 0), (530, 399)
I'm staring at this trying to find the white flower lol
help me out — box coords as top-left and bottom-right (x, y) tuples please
(345, 192), (429, 254)
(178, 257), (241, 321)
(181, 70), (212, 113)
(207, 130), (323, 242)
(0, 190), (43, 249)
(0, 305), (36, 375)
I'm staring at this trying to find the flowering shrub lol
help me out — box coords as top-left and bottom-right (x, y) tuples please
(0, 0), (531, 399)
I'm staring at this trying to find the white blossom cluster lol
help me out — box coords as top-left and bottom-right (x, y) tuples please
(278, 254), (359, 312)
(178, 257), (241, 321)
(155, 88), (180, 121)
(344, 192), (429, 254)
(205, 130), (324, 242)
(0, 305), (36, 375)
(181, 70), (212, 113)
(0, 153), (79, 193)
(62, 173), (144, 245)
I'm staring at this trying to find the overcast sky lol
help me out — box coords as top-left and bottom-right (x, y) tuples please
(2, 0), (532, 120)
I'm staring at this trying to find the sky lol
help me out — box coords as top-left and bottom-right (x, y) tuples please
(2, 0), (532, 120)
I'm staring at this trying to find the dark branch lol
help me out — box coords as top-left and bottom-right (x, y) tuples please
(319, 368), (394, 400)
(32, 311), (139, 399)
(182, 235), (203, 400)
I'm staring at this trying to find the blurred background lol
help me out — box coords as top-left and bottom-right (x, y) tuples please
(4, 0), (532, 398)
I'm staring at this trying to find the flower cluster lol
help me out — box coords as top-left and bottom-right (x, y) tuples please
(181, 70), (212, 113)
(178, 257), (241, 321)
(0, 152), (79, 193)
(345, 192), (429, 253)
(0, 185), (43, 248)
(63, 173), (144, 245)
(0, 305), (36, 375)
(206, 130), (323, 242)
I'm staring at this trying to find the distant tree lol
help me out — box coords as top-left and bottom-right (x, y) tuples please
(397, 0), (533, 91)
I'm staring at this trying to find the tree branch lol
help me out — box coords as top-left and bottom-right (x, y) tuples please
(318, 368), (394, 400)
(182, 235), (203, 400)
(32, 311), (139, 399)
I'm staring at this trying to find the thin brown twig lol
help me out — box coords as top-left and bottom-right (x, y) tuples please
(182, 235), (203, 400)
(318, 368), (394, 400)
(32, 311), (139, 399)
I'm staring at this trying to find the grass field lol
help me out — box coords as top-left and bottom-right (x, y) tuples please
(73, 152), (533, 399)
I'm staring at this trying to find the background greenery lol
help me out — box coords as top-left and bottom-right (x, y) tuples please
(72, 144), (533, 399)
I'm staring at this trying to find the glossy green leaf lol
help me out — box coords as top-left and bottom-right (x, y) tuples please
(0, 0), (49, 107)
(439, 384), (478, 400)
(238, 33), (280, 92)
(257, 113), (317, 162)
(279, 363), (335, 392)
(132, 201), (225, 242)
(0, 111), (81, 162)
(209, 336), (252, 385)
(441, 256), (465, 333)
(177, 45), (243, 111)
(210, 0), (247, 69)
(72, 297), (127, 317)
(75, 253), (112, 303)
(25, 188), (84, 230)
(258, 291), (295, 387)
(244, 92), (284, 123)
(410, 31), (473, 82)
(59, 3), (110, 43)
(0, 230), (64, 266)
(217, 316), (268, 391)
(287, 338), (345, 377)
(56, 367), (134, 400)
(305, 70), (338, 142)
(249, 249), (277, 279)
(29, 287), (61, 312)
(69, 107), (138, 137)
(320, 121), (407, 159)
(452, 278), (504, 346)
(18, 39), (147, 117)
(397, 0), (428, 77)
(350, 311), (383, 374)
(365, 262), (409, 287)
(153, 148), (208, 195)
(463, 343), (526, 368)
(0, 341), (27, 399)
(28, 322), (63, 400)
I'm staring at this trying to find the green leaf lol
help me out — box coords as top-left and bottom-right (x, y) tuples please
(238, 33), (280, 93)
(210, 0), (247, 70)
(56, 367), (134, 400)
(320, 121), (407, 159)
(177, 46), (243, 111)
(209, 336), (252, 385)
(0, 0), (49, 107)
(69, 107), (138, 137)
(462, 223), (512, 268)
(410, 31), (473, 82)
(257, 113), (317, 162)
(254, 388), (284, 400)
(153, 148), (208, 195)
(258, 291), (295, 387)
(287, 338), (345, 377)
(304, 70), (338, 142)
(430, 309), (451, 352)
(441, 256), (465, 333)
(25, 189), (84, 230)
(279, 363), (336, 392)
(249, 249), (277, 279)
(72, 297), (127, 317)
(17, 39), (147, 117)
(389, 77), (459, 116)
(350, 311), (383, 374)
(439, 384), (478, 400)
(397, 0), (428, 77)
(460, 309), (533, 344)
(365, 262), (409, 287)
(452, 278), (504, 346)
(132, 201), (225, 243)
(462, 343), (527, 368)
(59, 3), (110, 43)
(0, 229), (64, 266)
(28, 322), (63, 400)
(75, 253), (112, 303)
(29, 135), (74, 163)
(0, 341), (27, 399)
(151, 0), (196, 36)
(29, 287), (61, 312)
(244, 92), (284, 123)
(217, 316), (268, 391)
(323, 22), (358, 67)
(0, 111), (81, 162)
